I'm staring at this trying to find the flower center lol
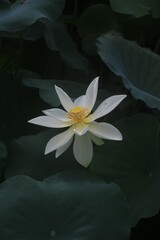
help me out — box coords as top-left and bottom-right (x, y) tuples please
(68, 106), (91, 124)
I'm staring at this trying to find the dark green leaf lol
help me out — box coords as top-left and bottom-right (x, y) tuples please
(22, 70), (109, 106)
(0, 0), (65, 32)
(23, 78), (88, 106)
(77, 4), (118, 38)
(97, 34), (160, 110)
(76, 4), (119, 55)
(109, 0), (151, 17)
(109, 0), (160, 18)
(5, 130), (82, 180)
(0, 171), (130, 239)
(90, 113), (160, 226)
(45, 22), (88, 71)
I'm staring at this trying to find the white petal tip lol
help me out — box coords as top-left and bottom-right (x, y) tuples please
(44, 150), (48, 155)
(55, 85), (60, 90)
(118, 94), (127, 102)
(93, 76), (99, 82)
(92, 76), (99, 87)
(122, 94), (127, 99)
(28, 119), (34, 124)
(55, 85), (60, 92)
(81, 164), (89, 168)
(120, 135), (123, 141)
(45, 147), (51, 155)
(115, 133), (123, 141)
(109, 128), (123, 141)
(28, 118), (41, 125)
(75, 159), (90, 168)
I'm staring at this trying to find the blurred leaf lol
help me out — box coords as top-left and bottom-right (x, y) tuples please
(45, 22), (88, 71)
(0, 21), (46, 41)
(0, 0), (65, 32)
(80, 34), (99, 55)
(109, 0), (160, 18)
(18, 68), (41, 79)
(5, 130), (82, 180)
(77, 4), (118, 38)
(21, 70), (109, 107)
(122, 15), (160, 44)
(109, 0), (150, 17)
(23, 78), (88, 107)
(90, 113), (160, 226)
(0, 3), (88, 71)
(76, 4), (119, 55)
(0, 171), (130, 239)
(97, 34), (160, 110)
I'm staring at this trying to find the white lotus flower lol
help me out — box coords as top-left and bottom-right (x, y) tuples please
(28, 77), (126, 167)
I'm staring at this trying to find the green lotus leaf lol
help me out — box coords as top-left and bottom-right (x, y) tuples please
(90, 113), (160, 226)
(0, 1), (88, 71)
(21, 70), (109, 106)
(0, 0), (65, 32)
(0, 171), (130, 239)
(5, 130), (82, 180)
(97, 34), (160, 110)
(77, 4), (117, 38)
(44, 22), (88, 70)
(109, 0), (160, 18)
(23, 78), (88, 107)
(109, 0), (150, 17)
(76, 4), (118, 55)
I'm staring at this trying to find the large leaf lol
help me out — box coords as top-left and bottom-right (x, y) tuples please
(90, 113), (160, 226)
(76, 4), (118, 55)
(109, 0), (160, 18)
(45, 22), (88, 71)
(5, 130), (82, 180)
(0, 171), (130, 239)
(21, 70), (109, 107)
(97, 34), (160, 110)
(0, 1), (89, 71)
(0, 0), (65, 32)
(23, 78), (89, 107)
(77, 4), (118, 38)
